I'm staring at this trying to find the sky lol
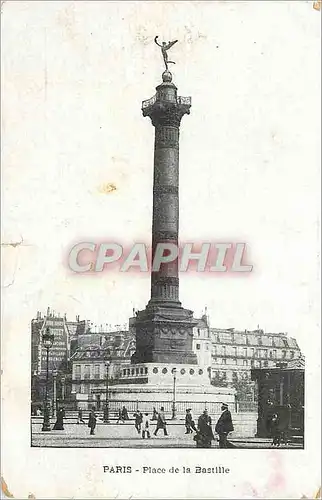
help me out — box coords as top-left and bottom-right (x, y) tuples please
(2, 0), (321, 355)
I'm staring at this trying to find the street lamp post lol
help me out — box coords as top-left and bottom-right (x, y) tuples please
(41, 327), (54, 432)
(52, 370), (57, 418)
(103, 362), (110, 423)
(61, 376), (65, 401)
(172, 368), (177, 420)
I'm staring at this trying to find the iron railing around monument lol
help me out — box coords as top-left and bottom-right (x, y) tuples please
(142, 95), (192, 110)
(31, 399), (258, 421)
(71, 399), (239, 417)
(142, 94), (157, 109)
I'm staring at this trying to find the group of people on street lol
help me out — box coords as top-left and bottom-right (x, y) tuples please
(46, 403), (235, 446)
(133, 407), (168, 438)
(131, 404), (234, 447)
(191, 404), (234, 448)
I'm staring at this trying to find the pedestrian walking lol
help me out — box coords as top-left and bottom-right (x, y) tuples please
(116, 408), (125, 424)
(88, 407), (97, 435)
(142, 413), (151, 439)
(194, 409), (214, 448)
(151, 407), (158, 420)
(134, 410), (143, 434)
(185, 408), (197, 434)
(77, 407), (86, 424)
(153, 407), (168, 436)
(53, 407), (65, 430)
(121, 406), (129, 421)
(215, 403), (234, 448)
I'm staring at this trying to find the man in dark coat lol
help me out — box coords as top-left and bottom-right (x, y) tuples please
(215, 403), (234, 448)
(134, 410), (143, 434)
(153, 407), (168, 436)
(116, 408), (124, 424)
(88, 407), (97, 435)
(77, 408), (86, 424)
(121, 406), (129, 420)
(194, 410), (214, 448)
(185, 408), (197, 434)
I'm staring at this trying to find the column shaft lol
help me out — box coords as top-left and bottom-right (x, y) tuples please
(151, 125), (180, 304)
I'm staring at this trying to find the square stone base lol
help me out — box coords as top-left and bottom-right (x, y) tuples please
(132, 304), (198, 364)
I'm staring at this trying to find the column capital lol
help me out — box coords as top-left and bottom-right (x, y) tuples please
(142, 81), (191, 127)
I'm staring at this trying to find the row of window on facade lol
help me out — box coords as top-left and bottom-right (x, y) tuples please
(72, 384), (105, 394)
(210, 332), (296, 348)
(195, 328), (210, 338)
(41, 354), (66, 362)
(212, 370), (253, 381)
(74, 365), (102, 378)
(204, 346), (296, 359)
(212, 359), (273, 368)
(44, 321), (64, 327)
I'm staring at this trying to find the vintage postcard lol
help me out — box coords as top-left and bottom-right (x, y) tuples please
(1, 1), (321, 499)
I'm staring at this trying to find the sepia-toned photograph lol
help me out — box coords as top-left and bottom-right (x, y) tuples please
(2, 0), (320, 498)
(29, 13), (305, 452)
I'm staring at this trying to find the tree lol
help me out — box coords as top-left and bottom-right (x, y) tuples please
(211, 371), (228, 387)
(232, 371), (257, 402)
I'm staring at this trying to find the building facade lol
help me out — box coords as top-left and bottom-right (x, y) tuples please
(210, 327), (301, 385)
(31, 308), (70, 377)
(192, 315), (212, 368)
(32, 307), (303, 409)
(31, 309), (83, 406)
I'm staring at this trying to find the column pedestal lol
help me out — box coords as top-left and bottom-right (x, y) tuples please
(132, 304), (198, 365)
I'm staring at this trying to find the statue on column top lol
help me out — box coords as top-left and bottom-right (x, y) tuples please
(154, 36), (178, 71)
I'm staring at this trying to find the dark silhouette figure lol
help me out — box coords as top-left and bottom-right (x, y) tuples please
(194, 409), (214, 448)
(88, 407), (97, 435)
(77, 408), (86, 424)
(215, 404), (234, 448)
(121, 406), (129, 420)
(116, 408), (124, 424)
(185, 408), (197, 434)
(154, 407), (168, 436)
(53, 407), (65, 430)
(134, 411), (143, 434)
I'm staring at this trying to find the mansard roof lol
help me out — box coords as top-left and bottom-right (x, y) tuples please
(286, 356), (305, 369)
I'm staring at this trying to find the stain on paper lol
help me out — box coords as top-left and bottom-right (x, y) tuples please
(1, 477), (37, 499)
(302, 486), (321, 498)
(136, 26), (150, 45)
(97, 183), (117, 194)
(1, 477), (14, 498)
(313, 0), (321, 10)
(1, 236), (23, 248)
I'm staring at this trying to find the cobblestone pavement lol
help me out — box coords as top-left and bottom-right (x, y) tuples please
(31, 422), (302, 449)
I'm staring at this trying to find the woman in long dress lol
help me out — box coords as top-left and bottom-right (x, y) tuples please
(53, 407), (65, 430)
(194, 410), (214, 448)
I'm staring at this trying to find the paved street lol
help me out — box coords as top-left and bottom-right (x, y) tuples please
(31, 420), (302, 449)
